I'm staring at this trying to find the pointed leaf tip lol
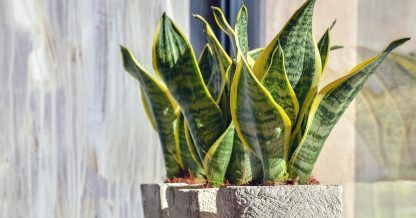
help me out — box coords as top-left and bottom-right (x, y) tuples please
(330, 19), (337, 30)
(386, 37), (411, 52)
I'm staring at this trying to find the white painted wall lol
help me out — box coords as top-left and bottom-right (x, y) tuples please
(0, 0), (189, 217)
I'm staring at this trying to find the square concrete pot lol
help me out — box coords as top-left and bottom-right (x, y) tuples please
(166, 186), (218, 218)
(217, 185), (343, 218)
(141, 183), (194, 218)
(166, 185), (342, 218)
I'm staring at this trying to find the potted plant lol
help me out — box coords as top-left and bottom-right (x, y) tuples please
(121, 0), (409, 217)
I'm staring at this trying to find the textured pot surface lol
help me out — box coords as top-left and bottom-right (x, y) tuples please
(217, 185), (342, 218)
(167, 186), (218, 218)
(141, 183), (190, 218)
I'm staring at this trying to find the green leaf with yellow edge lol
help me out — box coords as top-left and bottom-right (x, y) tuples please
(261, 45), (299, 124)
(212, 6), (237, 55)
(318, 20), (336, 73)
(153, 13), (224, 161)
(140, 87), (157, 129)
(194, 15), (229, 103)
(231, 5), (291, 182)
(289, 38), (410, 182)
(184, 121), (204, 168)
(175, 114), (205, 178)
(120, 46), (180, 178)
(193, 14), (232, 76)
(204, 123), (235, 186)
(247, 48), (264, 70)
(235, 4), (249, 56)
(253, 0), (321, 109)
(198, 44), (215, 85)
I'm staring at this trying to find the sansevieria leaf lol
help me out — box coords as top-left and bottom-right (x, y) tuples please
(194, 14), (232, 76)
(289, 38), (410, 181)
(140, 87), (157, 129)
(226, 134), (253, 185)
(231, 5), (291, 182)
(198, 44), (215, 84)
(253, 0), (321, 109)
(212, 6), (237, 55)
(175, 114), (205, 178)
(121, 46), (180, 178)
(261, 45), (299, 124)
(194, 15), (229, 103)
(184, 121), (204, 167)
(153, 14), (224, 161)
(204, 123), (235, 186)
(318, 20), (336, 73)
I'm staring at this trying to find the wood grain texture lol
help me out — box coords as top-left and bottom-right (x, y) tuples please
(0, 0), (189, 217)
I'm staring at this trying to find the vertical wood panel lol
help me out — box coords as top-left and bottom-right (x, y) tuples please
(0, 0), (189, 217)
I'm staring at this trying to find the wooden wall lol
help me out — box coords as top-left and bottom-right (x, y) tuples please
(0, 0), (188, 217)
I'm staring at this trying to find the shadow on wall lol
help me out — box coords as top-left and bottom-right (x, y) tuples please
(355, 49), (416, 217)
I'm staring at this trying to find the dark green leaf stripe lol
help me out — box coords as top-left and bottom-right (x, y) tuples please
(153, 14), (224, 161)
(212, 6), (237, 55)
(198, 44), (215, 85)
(231, 9), (292, 182)
(253, 0), (321, 109)
(289, 38), (410, 181)
(226, 132), (253, 185)
(261, 45), (299, 124)
(204, 123), (235, 186)
(175, 114), (205, 178)
(121, 46), (180, 178)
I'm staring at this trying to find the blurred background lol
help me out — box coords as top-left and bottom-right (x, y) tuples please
(0, 0), (414, 217)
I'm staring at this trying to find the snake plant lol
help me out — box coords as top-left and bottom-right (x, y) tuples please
(121, 0), (409, 185)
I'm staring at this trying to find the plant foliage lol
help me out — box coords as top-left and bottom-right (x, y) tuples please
(121, 0), (409, 185)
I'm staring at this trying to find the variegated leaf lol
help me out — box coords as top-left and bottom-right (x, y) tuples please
(121, 46), (180, 178)
(235, 5), (249, 56)
(231, 5), (291, 182)
(212, 6), (237, 55)
(140, 87), (157, 129)
(175, 114), (205, 178)
(194, 15), (230, 103)
(289, 38), (410, 181)
(198, 44), (215, 84)
(184, 121), (204, 167)
(253, 0), (321, 109)
(194, 14), (232, 76)
(204, 123), (235, 186)
(226, 133), (251, 185)
(153, 14), (224, 161)
(261, 45), (299, 124)
(318, 20), (336, 73)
